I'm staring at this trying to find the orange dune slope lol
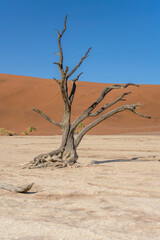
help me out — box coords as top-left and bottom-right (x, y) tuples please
(0, 73), (160, 135)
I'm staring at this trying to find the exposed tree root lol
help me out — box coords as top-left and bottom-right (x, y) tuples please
(24, 152), (78, 169)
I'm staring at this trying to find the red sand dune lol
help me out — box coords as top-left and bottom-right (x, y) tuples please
(0, 73), (160, 135)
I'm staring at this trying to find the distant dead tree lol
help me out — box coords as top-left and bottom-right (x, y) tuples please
(27, 16), (150, 169)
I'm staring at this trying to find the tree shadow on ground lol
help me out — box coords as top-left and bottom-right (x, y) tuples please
(91, 156), (157, 165)
(23, 191), (37, 194)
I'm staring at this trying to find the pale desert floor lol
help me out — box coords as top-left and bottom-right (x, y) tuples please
(0, 135), (160, 240)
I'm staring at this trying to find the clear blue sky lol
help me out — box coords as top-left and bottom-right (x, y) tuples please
(0, 0), (160, 84)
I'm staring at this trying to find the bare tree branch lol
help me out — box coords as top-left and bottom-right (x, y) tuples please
(70, 83), (139, 132)
(0, 182), (34, 193)
(69, 72), (83, 104)
(71, 72), (83, 82)
(53, 77), (61, 85)
(33, 108), (62, 128)
(75, 103), (151, 147)
(61, 15), (68, 37)
(53, 62), (60, 66)
(54, 15), (70, 105)
(55, 15), (68, 78)
(132, 110), (151, 118)
(54, 52), (60, 56)
(69, 81), (76, 104)
(61, 66), (69, 103)
(89, 92), (131, 117)
(67, 48), (91, 79)
(59, 77), (70, 106)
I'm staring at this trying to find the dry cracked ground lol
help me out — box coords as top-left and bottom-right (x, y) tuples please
(0, 135), (160, 240)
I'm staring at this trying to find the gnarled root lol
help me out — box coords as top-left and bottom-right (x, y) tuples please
(24, 151), (78, 169)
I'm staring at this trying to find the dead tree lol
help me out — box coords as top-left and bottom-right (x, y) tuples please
(28, 16), (150, 168)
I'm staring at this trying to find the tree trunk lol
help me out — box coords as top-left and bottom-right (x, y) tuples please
(62, 132), (78, 164)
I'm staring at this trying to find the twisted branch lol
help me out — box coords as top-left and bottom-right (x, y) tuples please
(71, 83), (139, 132)
(89, 92), (131, 117)
(75, 103), (151, 147)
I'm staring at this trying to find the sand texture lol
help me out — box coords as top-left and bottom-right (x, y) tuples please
(0, 135), (160, 240)
(0, 73), (160, 135)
